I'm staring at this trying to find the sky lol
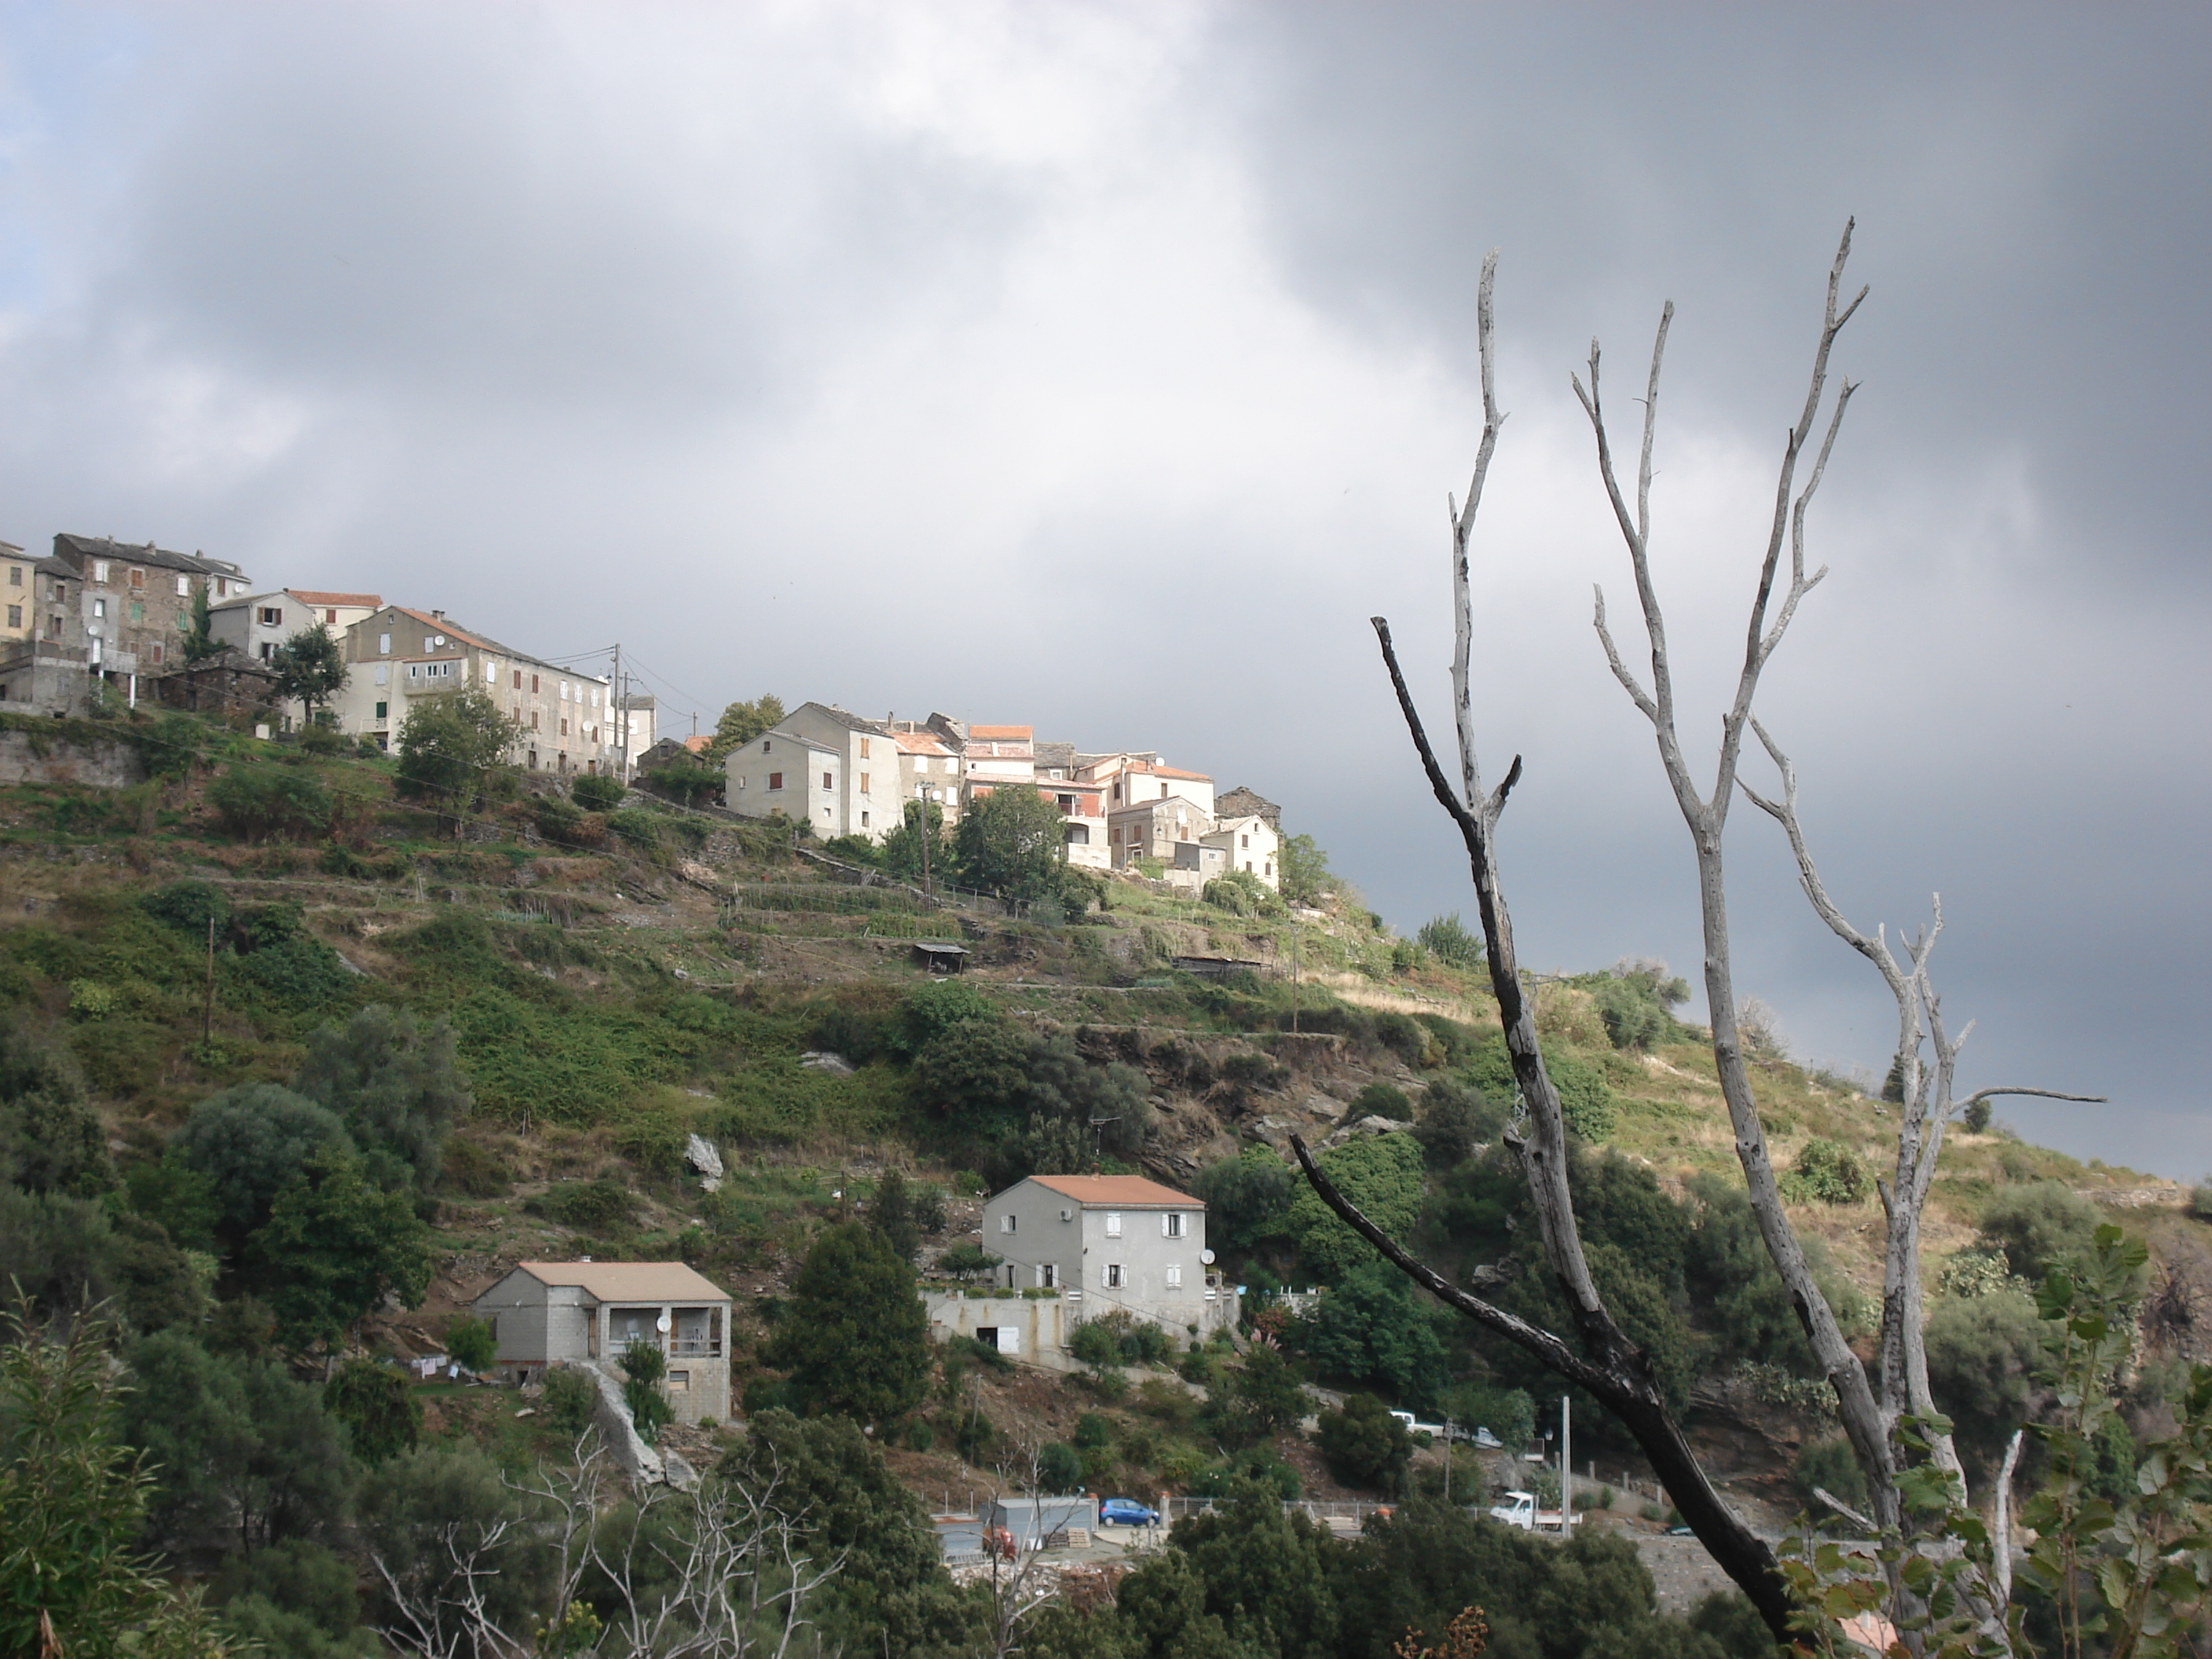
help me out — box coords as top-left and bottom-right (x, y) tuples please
(0, 2), (2204, 1174)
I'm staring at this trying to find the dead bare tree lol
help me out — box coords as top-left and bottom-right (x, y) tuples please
(373, 1515), (526, 1659)
(1295, 247), (1800, 1641)
(976, 1443), (1065, 1659)
(1577, 218), (2103, 1550)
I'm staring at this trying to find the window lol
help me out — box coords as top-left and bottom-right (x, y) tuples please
(8, 566), (20, 587)
(92, 599), (105, 619)
(93, 560), (109, 582)
(859, 737), (870, 759)
(375, 701), (387, 719)
(859, 811), (869, 827)
(1165, 1265), (1183, 1289)
(129, 602), (143, 622)
(1104, 1213), (1122, 1238)
(1040, 1264), (1056, 1288)
(821, 771), (832, 790)
(324, 608), (338, 624)
(148, 642), (163, 665)
(1240, 833), (1250, 848)
(531, 674), (540, 694)
(513, 669), (523, 689)
(859, 772), (870, 794)
(258, 643), (273, 662)
(1163, 1213), (1185, 1239)
(5, 606), (17, 628)
(128, 568), (143, 589)
(258, 606), (283, 626)
(668, 1370), (690, 1393)
(378, 632), (391, 654)
(761, 739), (771, 753)
(1159, 782), (1169, 798)
(1105, 1263), (1125, 1288)
(559, 719), (568, 737)
(529, 712), (540, 730)
(374, 664), (388, 686)
(1000, 1214), (1016, 1234)
(484, 661), (496, 683)
(175, 575), (189, 596)
(767, 771), (782, 790)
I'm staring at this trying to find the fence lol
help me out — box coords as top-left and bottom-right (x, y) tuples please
(1163, 1497), (1391, 1532)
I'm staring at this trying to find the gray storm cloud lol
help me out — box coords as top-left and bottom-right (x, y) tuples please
(0, 1), (2203, 1170)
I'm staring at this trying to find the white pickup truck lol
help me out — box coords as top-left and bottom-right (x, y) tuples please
(1486, 1492), (1567, 1531)
(1389, 1412), (1503, 1448)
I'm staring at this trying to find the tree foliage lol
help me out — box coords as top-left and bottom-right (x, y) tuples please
(174, 1083), (353, 1251)
(251, 1155), (434, 1348)
(706, 694), (786, 763)
(1416, 914), (1483, 969)
(291, 1004), (471, 1196)
(269, 624), (348, 720)
(324, 1357), (422, 1465)
(1313, 1393), (1413, 1490)
(1286, 1133), (1426, 1283)
(767, 1222), (930, 1424)
(952, 783), (1071, 904)
(394, 687), (518, 813)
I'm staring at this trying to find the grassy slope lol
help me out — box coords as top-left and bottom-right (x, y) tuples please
(3, 711), (2199, 1511)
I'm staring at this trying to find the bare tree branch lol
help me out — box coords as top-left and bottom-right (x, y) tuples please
(1814, 1487), (1878, 1535)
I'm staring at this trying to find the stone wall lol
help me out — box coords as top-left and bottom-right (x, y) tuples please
(0, 728), (145, 789)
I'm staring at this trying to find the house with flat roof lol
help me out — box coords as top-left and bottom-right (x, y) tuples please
(473, 1260), (734, 1425)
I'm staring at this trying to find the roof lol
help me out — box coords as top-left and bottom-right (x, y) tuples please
(0, 541), (21, 558)
(681, 734), (711, 753)
(287, 589), (383, 609)
(792, 701), (892, 734)
(511, 1261), (732, 1302)
(895, 731), (954, 756)
(52, 533), (244, 578)
(372, 606), (605, 682)
(1124, 760), (1212, 783)
(1024, 1174), (1204, 1208)
(1033, 741), (1076, 768)
(752, 724), (840, 756)
(969, 723), (1033, 741)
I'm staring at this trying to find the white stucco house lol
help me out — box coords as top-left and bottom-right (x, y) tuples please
(472, 1260), (735, 1426)
(974, 1174), (1233, 1342)
(1201, 813), (1280, 889)
(724, 726), (843, 833)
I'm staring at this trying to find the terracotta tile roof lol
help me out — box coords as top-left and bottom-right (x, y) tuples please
(681, 734), (712, 753)
(1024, 1174), (1203, 1208)
(287, 589), (383, 608)
(895, 731), (954, 756)
(515, 1261), (733, 1302)
(969, 724), (1033, 741)
(1126, 760), (1212, 782)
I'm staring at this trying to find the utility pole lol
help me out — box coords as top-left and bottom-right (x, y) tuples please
(611, 642), (626, 782)
(917, 786), (934, 903)
(202, 916), (216, 1046)
(1560, 1394), (1573, 1533)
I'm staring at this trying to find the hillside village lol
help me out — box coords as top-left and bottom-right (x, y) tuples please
(2, 529), (2208, 1655)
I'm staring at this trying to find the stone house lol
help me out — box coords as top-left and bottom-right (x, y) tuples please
(1214, 786), (1280, 830)
(1079, 754), (1215, 821)
(724, 726), (843, 830)
(979, 1174), (1232, 1342)
(1201, 813), (1280, 889)
(472, 1260), (734, 1426)
(1108, 793), (1211, 874)
(331, 605), (614, 774)
(770, 701), (901, 840)
(892, 727), (964, 830)
(47, 534), (252, 682)
(207, 589), (383, 731)
(0, 540), (31, 647)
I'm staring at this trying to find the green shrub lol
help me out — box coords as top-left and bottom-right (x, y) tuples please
(571, 774), (625, 812)
(1466, 1034), (1615, 1143)
(1961, 1096), (1994, 1133)
(1313, 1392), (1412, 1489)
(1036, 1441), (1083, 1492)
(441, 1138), (511, 1199)
(541, 1365), (599, 1435)
(2191, 1180), (2212, 1223)
(1979, 1181), (2105, 1282)
(526, 1179), (636, 1232)
(1790, 1437), (1867, 1514)
(1415, 913), (1482, 969)
(208, 766), (332, 842)
(1782, 1139), (1870, 1205)
(620, 1339), (671, 1445)
(141, 881), (232, 937)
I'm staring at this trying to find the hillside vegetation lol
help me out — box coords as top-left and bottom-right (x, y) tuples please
(4, 706), (2208, 1656)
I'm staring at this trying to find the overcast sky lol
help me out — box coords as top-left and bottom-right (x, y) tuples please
(1, 3), (2204, 1175)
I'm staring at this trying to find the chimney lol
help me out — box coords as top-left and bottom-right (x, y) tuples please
(430, 610), (445, 621)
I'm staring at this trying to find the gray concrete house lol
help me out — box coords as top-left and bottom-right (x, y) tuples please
(473, 1261), (735, 1426)
(980, 1175), (1233, 1342)
(724, 725), (842, 831)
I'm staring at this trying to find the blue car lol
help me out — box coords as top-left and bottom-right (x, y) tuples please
(1100, 1499), (1160, 1528)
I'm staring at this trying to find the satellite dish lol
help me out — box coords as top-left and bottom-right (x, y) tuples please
(655, 1313), (672, 1333)
(1199, 1249), (1216, 1265)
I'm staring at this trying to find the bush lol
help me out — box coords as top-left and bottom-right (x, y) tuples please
(620, 1339), (671, 1445)
(1979, 1181), (2105, 1282)
(1412, 1075), (1503, 1168)
(1036, 1441), (1084, 1492)
(1925, 1288), (2042, 1469)
(1415, 913), (1482, 969)
(571, 774), (626, 812)
(526, 1179), (637, 1233)
(141, 881), (232, 937)
(1313, 1392), (1412, 1489)
(1961, 1096), (1994, 1133)
(1782, 1139), (1870, 1205)
(540, 1366), (599, 1437)
(1790, 1437), (1867, 1514)
(446, 1318), (496, 1374)
(208, 766), (333, 843)
(1465, 1035), (1615, 1143)
(2192, 1180), (2212, 1224)
(1192, 1148), (1295, 1253)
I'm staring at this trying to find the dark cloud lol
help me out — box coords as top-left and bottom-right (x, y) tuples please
(0, 2), (2201, 1173)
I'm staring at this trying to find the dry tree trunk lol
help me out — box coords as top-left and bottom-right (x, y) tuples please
(1307, 249), (1796, 1643)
